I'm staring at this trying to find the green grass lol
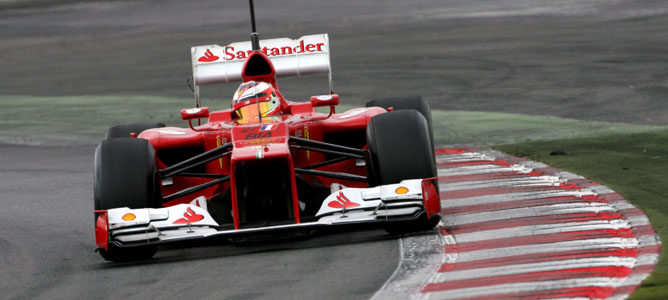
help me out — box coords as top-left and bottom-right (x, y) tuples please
(0, 95), (190, 144)
(495, 131), (668, 299)
(431, 110), (667, 146)
(1, 95), (665, 145)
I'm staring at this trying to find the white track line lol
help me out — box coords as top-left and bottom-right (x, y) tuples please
(443, 203), (615, 226)
(442, 190), (594, 208)
(440, 176), (561, 191)
(453, 238), (640, 262)
(453, 220), (629, 243)
(424, 277), (627, 300)
(432, 257), (638, 282)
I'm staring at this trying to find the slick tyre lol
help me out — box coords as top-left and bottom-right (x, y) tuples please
(105, 122), (165, 139)
(366, 96), (434, 152)
(94, 137), (160, 210)
(94, 137), (160, 261)
(367, 96), (439, 190)
(366, 110), (439, 234)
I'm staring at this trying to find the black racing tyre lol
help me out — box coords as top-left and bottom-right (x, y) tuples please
(94, 137), (160, 261)
(366, 109), (439, 234)
(94, 137), (160, 210)
(104, 122), (165, 139)
(366, 110), (436, 186)
(366, 96), (434, 151)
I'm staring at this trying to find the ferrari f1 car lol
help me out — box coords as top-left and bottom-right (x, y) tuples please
(93, 2), (440, 262)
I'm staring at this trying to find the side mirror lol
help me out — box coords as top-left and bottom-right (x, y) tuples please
(310, 94), (339, 108)
(181, 107), (210, 120)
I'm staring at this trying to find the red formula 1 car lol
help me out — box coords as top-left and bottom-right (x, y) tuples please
(93, 3), (440, 262)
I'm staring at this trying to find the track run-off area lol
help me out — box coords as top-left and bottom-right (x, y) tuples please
(375, 148), (661, 299)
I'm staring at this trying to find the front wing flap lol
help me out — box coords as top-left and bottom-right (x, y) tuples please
(95, 178), (440, 250)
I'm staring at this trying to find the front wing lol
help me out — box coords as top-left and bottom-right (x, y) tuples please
(95, 178), (440, 251)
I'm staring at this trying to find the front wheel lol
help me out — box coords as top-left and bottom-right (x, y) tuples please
(366, 110), (440, 234)
(366, 96), (434, 153)
(94, 137), (160, 261)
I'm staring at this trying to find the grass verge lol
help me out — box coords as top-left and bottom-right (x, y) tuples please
(431, 110), (667, 146)
(0, 95), (189, 144)
(1, 95), (665, 145)
(495, 131), (668, 300)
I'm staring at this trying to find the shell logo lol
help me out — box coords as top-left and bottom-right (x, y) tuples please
(122, 213), (136, 221)
(395, 186), (409, 194)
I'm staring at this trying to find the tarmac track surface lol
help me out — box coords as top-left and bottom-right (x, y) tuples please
(1, 0), (668, 124)
(1, 0), (668, 299)
(0, 143), (399, 299)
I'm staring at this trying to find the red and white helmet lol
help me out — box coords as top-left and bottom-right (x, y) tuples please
(232, 81), (281, 121)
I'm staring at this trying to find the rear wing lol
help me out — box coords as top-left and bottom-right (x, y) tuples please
(191, 33), (331, 87)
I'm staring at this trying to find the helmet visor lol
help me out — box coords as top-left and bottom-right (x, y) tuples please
(235, 101), (278, 120)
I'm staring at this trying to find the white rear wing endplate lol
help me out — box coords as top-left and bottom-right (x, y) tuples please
(191, 34), (331, 86)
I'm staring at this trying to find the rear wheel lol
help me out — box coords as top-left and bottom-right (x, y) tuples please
(94, 137), (160, 261)
(105, 122), (165, 139)
(366, 109), (440, 234)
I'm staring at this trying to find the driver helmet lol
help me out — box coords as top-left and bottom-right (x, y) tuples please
(232, 81), (281, 121)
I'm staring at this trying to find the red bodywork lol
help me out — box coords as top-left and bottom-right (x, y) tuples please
(138, 51), (385, 230)
(94, 210), (109, 251)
